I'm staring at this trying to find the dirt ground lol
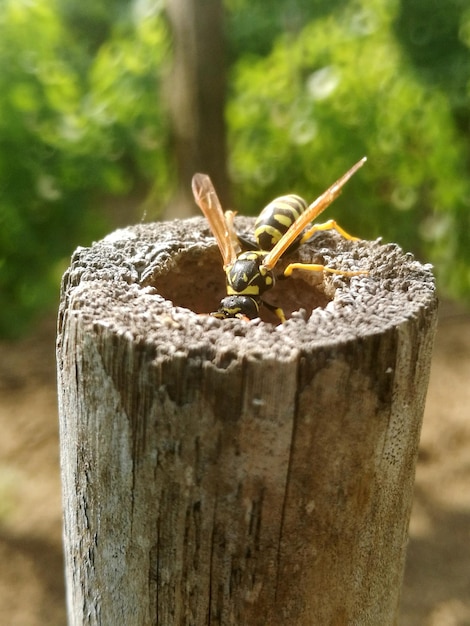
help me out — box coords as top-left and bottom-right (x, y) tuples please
(0, 304), (469, 626)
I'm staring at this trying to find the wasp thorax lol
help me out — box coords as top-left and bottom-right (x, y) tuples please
(226, 250), (275, 297)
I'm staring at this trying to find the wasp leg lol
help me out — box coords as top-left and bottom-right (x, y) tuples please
(299, 219), (359, 244)
(283, 263), (368, 278)
(261, 299), (287, 323)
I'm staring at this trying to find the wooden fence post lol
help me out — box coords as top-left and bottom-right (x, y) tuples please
(57, 216), (437, 625)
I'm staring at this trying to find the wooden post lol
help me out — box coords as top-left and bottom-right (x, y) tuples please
(57, 217), (437, 625)
(163, 0), (230, 218)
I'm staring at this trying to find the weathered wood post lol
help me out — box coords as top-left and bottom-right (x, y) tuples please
(57, 216), (437, 625)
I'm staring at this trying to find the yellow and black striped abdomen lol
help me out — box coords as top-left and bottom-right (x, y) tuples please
(254, 194), (307, 251)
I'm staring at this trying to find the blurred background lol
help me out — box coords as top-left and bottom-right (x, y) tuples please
(0, 0), (469, 624)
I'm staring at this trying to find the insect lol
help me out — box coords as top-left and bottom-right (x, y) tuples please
(192, 157), (367, 322)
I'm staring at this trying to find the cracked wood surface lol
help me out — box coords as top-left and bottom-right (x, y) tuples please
(57, 216), (437, 625)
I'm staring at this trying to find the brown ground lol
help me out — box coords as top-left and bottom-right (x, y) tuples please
(0, 305), (469, 626)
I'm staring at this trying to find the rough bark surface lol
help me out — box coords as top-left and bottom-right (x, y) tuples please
(57, 217), (438, 625)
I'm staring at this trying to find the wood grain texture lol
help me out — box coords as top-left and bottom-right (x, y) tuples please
(57, 217), (438, 625)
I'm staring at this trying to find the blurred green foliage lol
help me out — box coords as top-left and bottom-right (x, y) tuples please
(227, 0), (470, 302)
(0, 0), (169, 336)
(1, 0), (470, 337)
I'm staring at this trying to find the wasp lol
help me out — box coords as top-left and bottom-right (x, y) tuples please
(192, 157), (367, 322)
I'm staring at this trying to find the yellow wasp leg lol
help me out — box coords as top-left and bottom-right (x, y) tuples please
(261, 299), (287, 323)
(273, 307), (287, 323)
(299, 219), (359, 244)
(283, 263), (368, 278)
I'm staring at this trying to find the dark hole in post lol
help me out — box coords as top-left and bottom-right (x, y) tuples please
(151, 245), (332, 324)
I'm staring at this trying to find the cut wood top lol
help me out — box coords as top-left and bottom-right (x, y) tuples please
(58, 216), (437, 361)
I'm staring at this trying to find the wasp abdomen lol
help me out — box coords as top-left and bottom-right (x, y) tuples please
(254, 194), (307, 251)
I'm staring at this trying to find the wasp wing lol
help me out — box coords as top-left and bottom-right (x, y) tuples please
(262, 157), (367, 271)
(192, 173), (239, 268)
